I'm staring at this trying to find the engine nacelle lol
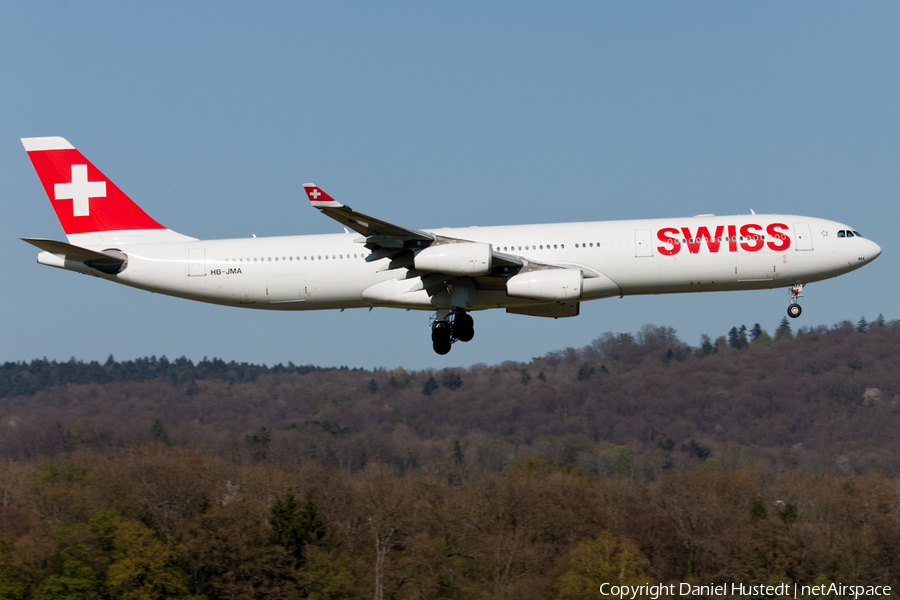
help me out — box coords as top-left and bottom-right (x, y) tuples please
(414, 242), (492, 276)
(506, 269), (583, 301)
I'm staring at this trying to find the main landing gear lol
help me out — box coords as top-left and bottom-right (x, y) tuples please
(432, 308), (475, 355)
(787, 284), (804, 318)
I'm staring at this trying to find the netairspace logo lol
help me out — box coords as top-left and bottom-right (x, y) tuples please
(598, 582), (892, 599)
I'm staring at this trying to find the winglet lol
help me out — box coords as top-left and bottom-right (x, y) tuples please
(303, 183), (343, 208)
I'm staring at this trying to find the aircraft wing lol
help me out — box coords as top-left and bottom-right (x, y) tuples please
(302, 184), (433, 245)
(303, 183), (527, 267)
(300, 185), (592, 297)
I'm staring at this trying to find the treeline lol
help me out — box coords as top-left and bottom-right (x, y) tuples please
(0, 356), (352, 399)
(1, 448), (900, 599)
(2, 318), (899, 476)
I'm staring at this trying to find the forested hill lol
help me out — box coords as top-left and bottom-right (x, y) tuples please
(2, 317), (898, 476)
(0, 356), (346, 398)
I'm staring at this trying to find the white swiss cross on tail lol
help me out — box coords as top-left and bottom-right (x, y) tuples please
(303, 183), (343, 208)
(55, 164), (106, 217)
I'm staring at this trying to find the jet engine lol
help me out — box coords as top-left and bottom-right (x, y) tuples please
(414, 242), (492, 276)
(506, 268), (583, 301)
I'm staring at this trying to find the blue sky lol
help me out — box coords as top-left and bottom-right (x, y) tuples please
(2, 2), (898, 370)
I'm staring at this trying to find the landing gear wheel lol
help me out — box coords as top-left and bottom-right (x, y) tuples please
(432, 321), (452, 355)
(787, 284), (804, 320)
(453, 312), (474, 342)
(433, 340), (452, 355)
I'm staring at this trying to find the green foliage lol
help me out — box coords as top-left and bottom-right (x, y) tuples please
(699, 334), (715, 356)
(728, 325), (749, 350)
(553, 532), (650, 600)
(422, 376), (438, 396)
(714, 335), (728, 352)
(294, 546), (354, 600)
(244, 426), (271, 461)
(750, 323), (763, 341)
(598, 442), (633, 477)
(775, 317), (793, 340)
(754, 330), (773, 346)
(657, 438), (675, 452)
(507, 452), (580, 479)
(367, 379), (379, 395)
(441, 372), (463, 390)
(681, 439), (711, 461)
(36, 459), (88, 484)
(270, 491), (328, 567)
(38, 558), (103, 600)
(0, 555), (25, 600)
(750, 496), (768, 518)
(0, 355), (348, 399)
(105, 520), (194, 600)
(576, 363), (596, 381)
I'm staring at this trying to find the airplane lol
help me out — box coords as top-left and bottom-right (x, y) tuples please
(21, 136), (882, 355)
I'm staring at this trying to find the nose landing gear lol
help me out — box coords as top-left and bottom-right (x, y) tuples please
(787, 284), (804, 318)
(431, 309), (475, 354)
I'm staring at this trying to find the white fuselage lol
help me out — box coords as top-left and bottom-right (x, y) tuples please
(45, 214), (881, 312)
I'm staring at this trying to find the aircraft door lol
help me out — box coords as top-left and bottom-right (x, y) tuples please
(634, 229), (653, 258)
(188, 248), (206, 276)
(793, 223), (814, 251)
(266, 272), (307, 303)
(736, 251), (774, 281)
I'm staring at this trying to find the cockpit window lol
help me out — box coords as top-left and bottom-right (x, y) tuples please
(852, 231), (861, 237)
(837, 230), (846, 238)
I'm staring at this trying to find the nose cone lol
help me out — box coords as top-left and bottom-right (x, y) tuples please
(867, 239), (882, 262)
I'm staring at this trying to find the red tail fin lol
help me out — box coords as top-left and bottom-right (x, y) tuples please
(22, 137), (166, 236)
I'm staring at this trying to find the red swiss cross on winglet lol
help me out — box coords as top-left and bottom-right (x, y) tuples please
(303, 183), (342, 208)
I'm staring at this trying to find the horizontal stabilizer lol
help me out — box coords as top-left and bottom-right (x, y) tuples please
(22, 238), (125, 264)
